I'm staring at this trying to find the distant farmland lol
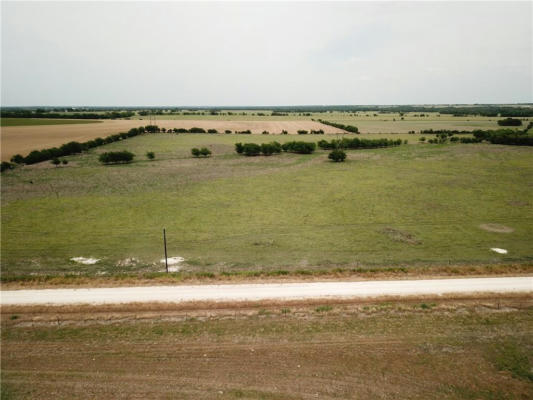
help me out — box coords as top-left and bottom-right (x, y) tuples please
(0, 118), (101, 127)
(0, 119), (343, 161)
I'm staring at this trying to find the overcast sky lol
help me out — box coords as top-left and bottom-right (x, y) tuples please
(1, 1), (531, 106)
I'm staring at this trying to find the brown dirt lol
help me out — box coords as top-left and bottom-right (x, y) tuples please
(1, 120), (344, 160)
(2, 297), (531, 399)
(479, 223), (515, 233)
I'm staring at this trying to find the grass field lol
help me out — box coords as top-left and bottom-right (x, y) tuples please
(0, 118), (101, 127)
(1, 298), (531, 399)
(1, 133), (532, 278)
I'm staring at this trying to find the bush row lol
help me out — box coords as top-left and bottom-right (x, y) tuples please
(297, 129), (324, 135)
(317, 137), (403, 150)
(497, 118), (522, 126)
(99, 151), (135, 164)
(474, 130), (533, 146)
(235, 142), (282, 156)
(191, 147), (212, 157)
(316, 119), (359, 133)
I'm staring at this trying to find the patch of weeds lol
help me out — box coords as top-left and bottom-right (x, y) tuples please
(486, 341), (533, 382)
(257, 309), (270, 316)
(280, 308), (291, 314)
(9, 315), (19, 320)
(380, 227), (422, 245)
(420, 303), (436, 310)
(152, 326), (164, 335)
(195, 272), (215, 279)
(315, 305), (333, 313)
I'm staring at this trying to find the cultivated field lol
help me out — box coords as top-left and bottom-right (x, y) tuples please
(0, 119), (343, 161)
(2, 297), (531, 399)
(1, 133), (531, 278)
(130, 111), (525, 133)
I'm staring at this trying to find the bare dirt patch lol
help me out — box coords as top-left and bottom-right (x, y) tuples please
(1, 120), (344, 160)
(480, 223), (515, 233)
(2, 298), (531, 400)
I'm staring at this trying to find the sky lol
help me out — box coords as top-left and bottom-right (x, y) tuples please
(1, 1), (532, 106)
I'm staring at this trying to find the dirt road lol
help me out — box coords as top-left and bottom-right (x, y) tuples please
(1, 277), (531, 306)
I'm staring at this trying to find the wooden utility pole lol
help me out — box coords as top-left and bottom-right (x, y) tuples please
(163, 228), (168, 273)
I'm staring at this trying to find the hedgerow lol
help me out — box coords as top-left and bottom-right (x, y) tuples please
(317, 137), (402, 150)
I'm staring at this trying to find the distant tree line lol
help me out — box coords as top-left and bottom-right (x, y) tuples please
(316, 119), (359, 133)
(421, 127), (532, 146)
(0, 110), (135, 119)
(317, 137), (403, 150)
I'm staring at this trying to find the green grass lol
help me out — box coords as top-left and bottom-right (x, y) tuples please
(1, 133), (532, 277)
(0, 118), (101, 127)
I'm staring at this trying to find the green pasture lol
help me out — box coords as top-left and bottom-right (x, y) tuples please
(1, 133), (532, 277)
(0, 118), (101, 127)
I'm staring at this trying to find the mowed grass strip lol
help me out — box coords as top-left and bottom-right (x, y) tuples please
(1, 133), (532, 276)
(0, 118), (101, 127)
(1, 300), (532, 399)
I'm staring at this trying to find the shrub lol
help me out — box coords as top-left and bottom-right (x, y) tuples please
(297, 130), (308, 135)
(225, 130), (232, 134)
(328, 149), (346, 162)
(10, 154), (24, 164)
(175, 128), (189, 133)
(61, 159), (69, 165)
(262, 130), (270, 135)
(282, 141), (316, 154)
(191, 148), (201, 157)
(235, 143), (244, 154)
(146, 151), (155, 160)
(1, 161), (15, 172)
(144, 125), (160, 133)
(189, 127), (206, 133)
(200, 147), (212, 157)
(51, 158), (61, 166)
(281, 130), (288, 135)
(207, 129), (218, 134)
(260, 143), (276, 156)
(242, 143), (261, 156)
(99, 151), (135, 164)
(419, 137), (426, 142)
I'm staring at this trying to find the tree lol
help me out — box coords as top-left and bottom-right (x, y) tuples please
(10, 154), (24, 164)
(200, 147), (212, 157)
(146, 151), (155, 160)
(51, 158), (61, 167)
(328, 149), (346, 162)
